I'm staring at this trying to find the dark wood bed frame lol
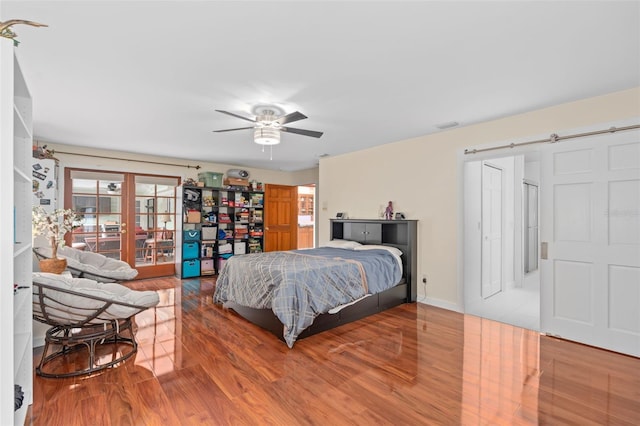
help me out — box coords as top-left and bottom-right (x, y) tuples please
(224, 219), (418, 343)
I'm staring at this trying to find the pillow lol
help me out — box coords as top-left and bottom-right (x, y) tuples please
(354, 244), (403, 257)
(354, 244), (403, 271)
(35, 246), (138, 281)
(322, 239), (362, 249)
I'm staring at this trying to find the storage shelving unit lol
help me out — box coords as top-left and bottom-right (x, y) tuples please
(1, 39), (33, 425)
(179, 185), (264, 278)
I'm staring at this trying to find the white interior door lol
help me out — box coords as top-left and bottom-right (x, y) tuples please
(482, 163), (503, 298)
(540, 129), (640, 356)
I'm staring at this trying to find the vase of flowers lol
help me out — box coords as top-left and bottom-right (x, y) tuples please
(32, 206), (80, 274)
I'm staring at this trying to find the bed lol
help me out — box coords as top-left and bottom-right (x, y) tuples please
(213, 219), (418, 347)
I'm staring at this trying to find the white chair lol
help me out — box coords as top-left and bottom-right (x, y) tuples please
(34, 245), (138, 282)
(32, 272), (159, 378)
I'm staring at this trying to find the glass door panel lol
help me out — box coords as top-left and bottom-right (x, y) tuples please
(66, 169), (179, 278)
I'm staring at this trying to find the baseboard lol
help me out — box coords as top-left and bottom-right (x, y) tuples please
(418, 297), (463, 313)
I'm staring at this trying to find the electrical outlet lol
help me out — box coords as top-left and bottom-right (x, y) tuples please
(422, 275), (427, 284)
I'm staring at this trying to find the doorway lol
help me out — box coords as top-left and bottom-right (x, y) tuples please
(65, 169), (180, 279)
(464, 154), (540, 331)
(481, 163), (503, 299)
(463, 121), (640, 356)
(297, 185), (316, 249)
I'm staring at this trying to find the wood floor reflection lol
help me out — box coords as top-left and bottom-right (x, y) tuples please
(27, 276), (640, 425)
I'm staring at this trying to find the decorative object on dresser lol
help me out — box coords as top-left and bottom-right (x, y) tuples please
(384, 201), (394, 220)
(214, 218), (418, 347)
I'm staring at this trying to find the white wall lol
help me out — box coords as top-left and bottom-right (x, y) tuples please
(42, 142), (318, 204)
(319, 87), (640, 310)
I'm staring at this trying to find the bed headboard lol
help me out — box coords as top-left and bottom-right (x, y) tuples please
(329, 219), (418, 302)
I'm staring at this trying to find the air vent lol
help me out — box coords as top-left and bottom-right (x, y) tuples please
(436, 121), (459, 130)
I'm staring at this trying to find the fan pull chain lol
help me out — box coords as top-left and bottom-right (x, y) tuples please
(270, 145), (273, 161)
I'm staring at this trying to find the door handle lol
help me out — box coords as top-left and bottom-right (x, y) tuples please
(541, 242), (548, 260)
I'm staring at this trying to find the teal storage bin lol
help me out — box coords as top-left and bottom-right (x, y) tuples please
(182, 259), (201, 278)
(198, 172), (223, 188)
(184, 229), (200, 241)
(183, 241), (199, 259)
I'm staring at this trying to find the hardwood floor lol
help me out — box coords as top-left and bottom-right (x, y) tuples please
(27, 276), (640, 425)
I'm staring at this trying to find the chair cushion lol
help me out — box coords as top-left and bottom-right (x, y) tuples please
(33, 272), (159, 326)
(35, 246), (138, 281)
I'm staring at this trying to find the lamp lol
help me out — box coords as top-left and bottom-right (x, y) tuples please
(254, 127), (280, 145)
(159, 214), (172, 239)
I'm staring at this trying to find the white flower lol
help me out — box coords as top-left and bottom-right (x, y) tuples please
(32, 207), (82, 257)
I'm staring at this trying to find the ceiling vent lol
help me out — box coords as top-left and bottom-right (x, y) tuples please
(436, 121), (459, 130)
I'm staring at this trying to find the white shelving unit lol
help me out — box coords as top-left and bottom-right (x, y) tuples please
(1, 38), (33, 425)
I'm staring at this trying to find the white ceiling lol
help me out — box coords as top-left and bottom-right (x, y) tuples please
(3, 1), (639, 171)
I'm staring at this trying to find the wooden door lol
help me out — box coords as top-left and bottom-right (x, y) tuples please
(264, 184), (298, 252)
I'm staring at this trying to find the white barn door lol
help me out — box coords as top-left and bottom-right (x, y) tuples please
(540, 129), (640, 357)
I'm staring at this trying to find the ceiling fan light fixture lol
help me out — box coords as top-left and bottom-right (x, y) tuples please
(254, 127), (280, 145)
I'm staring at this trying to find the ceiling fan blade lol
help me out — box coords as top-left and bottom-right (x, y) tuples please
(213, 126), (255, 133)
(275, 111), (307, 125)
(215, 109), (256, 123)
(280, 126), (324, 138)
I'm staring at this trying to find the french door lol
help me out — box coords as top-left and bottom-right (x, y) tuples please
(65, 169), (180, 279)
(540, 129), (640, 356)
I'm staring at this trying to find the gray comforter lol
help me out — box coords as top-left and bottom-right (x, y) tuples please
(213, 247), (402, 347)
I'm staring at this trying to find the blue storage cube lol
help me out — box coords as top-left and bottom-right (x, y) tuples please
(183, 241), (199, 259)
(182, 259), (201, 278)
(184, 229), (201, 241)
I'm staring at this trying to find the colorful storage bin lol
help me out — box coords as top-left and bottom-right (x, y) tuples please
(184, 229), (201, 241)
(201, 259), (214, 275)
(186, 210), (201, 223)
(182, 241), (199, 259)
(202, 226), (217, 240)
(198, 172), (223, 188)
(182, 259), (201, 278)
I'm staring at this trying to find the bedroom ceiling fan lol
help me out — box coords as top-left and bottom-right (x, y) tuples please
(213, 108), (323, 146)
